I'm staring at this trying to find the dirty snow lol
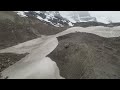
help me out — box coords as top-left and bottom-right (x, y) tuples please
(1, 26), (120, 79)
(55, 26), (120, 38)
(1, 57), (63, 79)
(0, 36), (61, 79)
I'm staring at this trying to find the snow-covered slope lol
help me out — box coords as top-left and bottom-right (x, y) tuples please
(15, 11), (120, 27)
(60, 11), (120, 24)
(0, 35), (64, 79)
(95, 16), (111, 24)
(15, 11), (97, 27)
(59, 11), (96, 23)
(15, 11), (73, 27)
(89, 11), (120, 23)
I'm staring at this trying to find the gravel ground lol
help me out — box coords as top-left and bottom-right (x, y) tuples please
(0, 53), (28, 79)
(48, 32), (120, 79)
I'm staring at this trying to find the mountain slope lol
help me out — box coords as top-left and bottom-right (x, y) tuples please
(1, 26), (120, 79)
(48, 32), (120, 79)
(16, 11), (73, 27)
(0, 11), (67, 49)
(60, 11), (96, 23)
(16, 11), (120, 27)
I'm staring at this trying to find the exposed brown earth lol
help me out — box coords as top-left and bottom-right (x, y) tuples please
(48, 32), (120, 79)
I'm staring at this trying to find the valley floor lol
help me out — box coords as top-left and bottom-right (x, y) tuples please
(0, 26), (120, 79)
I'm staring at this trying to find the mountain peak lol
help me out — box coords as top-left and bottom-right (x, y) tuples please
(15, 11), (117, 27)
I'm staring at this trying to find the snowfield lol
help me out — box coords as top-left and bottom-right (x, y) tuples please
(1, 57), (63, 79)
(1, 26), (120, 79)
(0, 35), (60, 79)
(55, 26), (120, 38)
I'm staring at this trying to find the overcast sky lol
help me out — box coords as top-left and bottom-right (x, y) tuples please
(59, 11), (120, 22)
(89, 11), (120, 22)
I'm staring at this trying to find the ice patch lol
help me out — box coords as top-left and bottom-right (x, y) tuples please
(96, 16), (110, 24)
(35, 11), (41, 14)
(15, 11), (27, 17)
(68, 22), (73, 26)
(37, 16), (44, 21)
